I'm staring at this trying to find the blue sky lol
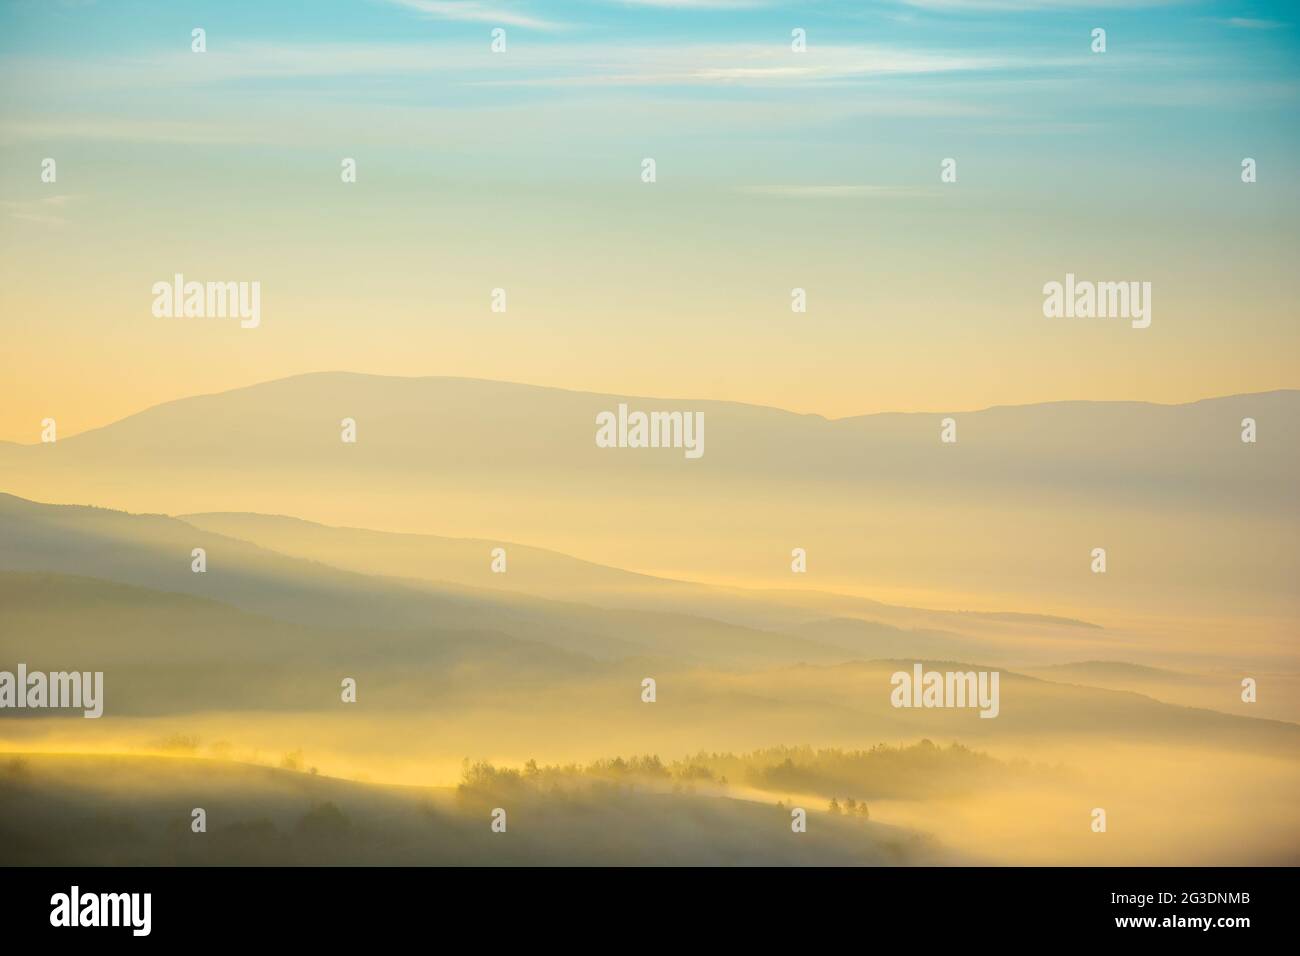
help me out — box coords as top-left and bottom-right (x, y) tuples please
(2, 2), (1295, 135)
(2, 1), (1298, 48)
(2, 1), (1296, 182)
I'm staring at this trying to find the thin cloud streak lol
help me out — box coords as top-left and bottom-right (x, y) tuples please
(738, 185), (940, 199)
(384, 0), (567, 30)
(10, 41), (1015, 87)
(1, 194), (77, 226)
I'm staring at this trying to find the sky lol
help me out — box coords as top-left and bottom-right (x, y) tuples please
(1, 0), (1297, 442)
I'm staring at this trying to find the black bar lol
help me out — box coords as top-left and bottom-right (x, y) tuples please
(0, 867), (1278, 942)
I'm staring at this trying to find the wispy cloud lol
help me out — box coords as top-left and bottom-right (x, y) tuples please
(1222, 17), (1286, 30)
(2, 194), (76, 226)
(385, 0), (565, 30)
(0, 116), (252, 144)
(738, 185), (938, 199)
(466, 44), (1015, 88)
(898, 0), (1184, 10)
(2, 41), (1017, 90)
(614, 1), (767, 8)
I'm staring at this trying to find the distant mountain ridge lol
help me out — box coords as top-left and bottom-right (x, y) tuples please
(1, 372), (1295, 625)
(7, 372), (1297, 445)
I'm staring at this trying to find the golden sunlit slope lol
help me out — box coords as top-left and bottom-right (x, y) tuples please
(0, 753), (949, 866)
(3, 739), (1296, 866)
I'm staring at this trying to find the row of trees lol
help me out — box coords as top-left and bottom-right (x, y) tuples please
(777, 798), (870, 819)
(828, 797), (870, 819)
